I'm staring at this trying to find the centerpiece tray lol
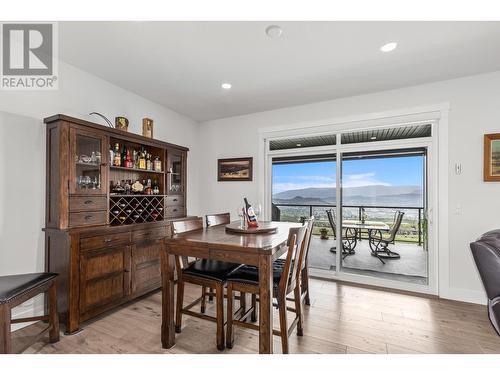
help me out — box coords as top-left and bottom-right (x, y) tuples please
(225, 221), (278, 234)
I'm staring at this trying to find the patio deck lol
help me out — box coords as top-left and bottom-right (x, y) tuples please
(308, 235), (428, 285)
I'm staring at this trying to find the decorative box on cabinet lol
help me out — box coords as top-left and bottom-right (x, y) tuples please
(43, 114), (189, 333)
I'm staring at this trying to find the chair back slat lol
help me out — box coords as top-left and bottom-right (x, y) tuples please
(205, 212), (231, 227)
(171, 217), (203, 235)
(170, 217), (204, 272)
(386, 211), (404, 242)
(279, 225), (308, 294)
(300, 216), (315, 269)
(326, 209), (337, 238)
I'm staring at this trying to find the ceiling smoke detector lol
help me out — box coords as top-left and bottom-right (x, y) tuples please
(266, 25), (282, 38)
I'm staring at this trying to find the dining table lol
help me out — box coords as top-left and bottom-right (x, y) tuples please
(161, 220), (301, 354)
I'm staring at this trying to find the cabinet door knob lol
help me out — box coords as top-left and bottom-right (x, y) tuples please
(84, 200), (93, 204)
(85, 215), (93, 220)
(103, 238), (112, 243)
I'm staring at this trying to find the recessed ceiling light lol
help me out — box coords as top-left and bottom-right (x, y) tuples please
(296, 143), (302, 147)
(221, 82), (232, 90)
(380, 42), (398, 52)
(266, 25), (282, 38)
(370, 136), (377, 140)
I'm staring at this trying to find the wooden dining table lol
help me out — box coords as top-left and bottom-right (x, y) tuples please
(161, 220), (301, 354)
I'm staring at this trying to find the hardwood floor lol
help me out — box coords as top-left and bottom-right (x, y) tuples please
(20, 279), (500, 354)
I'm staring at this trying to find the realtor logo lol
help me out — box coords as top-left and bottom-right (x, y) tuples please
(1, 22), (58, 89)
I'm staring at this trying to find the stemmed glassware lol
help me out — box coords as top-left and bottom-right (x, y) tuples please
(237, 206), (246, 228)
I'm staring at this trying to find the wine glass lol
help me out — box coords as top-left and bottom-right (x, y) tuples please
(253, 203), (262, 220)
(236, 206), (246, 228)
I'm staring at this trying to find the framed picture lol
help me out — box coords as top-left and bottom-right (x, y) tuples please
(115, 116), (129, 132)
(217, 157), (253, 181)
(142, 118), (154, 138)
(484, 133), (500, 181)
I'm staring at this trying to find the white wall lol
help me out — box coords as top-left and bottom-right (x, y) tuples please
(198, 70), (500, 304)
(0, 61), (200, 323)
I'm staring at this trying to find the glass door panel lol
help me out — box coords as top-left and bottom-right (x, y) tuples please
(271, 157), (337, 273)
(339, 149), (428, 285)
(167, 150), (184, 194)
(70, 128), (106, 194)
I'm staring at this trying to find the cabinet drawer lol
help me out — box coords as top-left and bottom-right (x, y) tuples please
(165, 195), (183, 206)
(80, 231), (131, 251)
(132, 227), (167, 242)
(165, 205), (185, 218)
(69, 210), (107, 227)
(69, 195), (107, 212)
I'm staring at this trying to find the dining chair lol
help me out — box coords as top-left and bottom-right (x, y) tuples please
(225, 222), (309, 354)
(326, 209), (357, 259)
(277, 216), (314, 305)
(368, 210), (404, 263)
(171, 217), (241, 350)
(202, 212), (231, 307)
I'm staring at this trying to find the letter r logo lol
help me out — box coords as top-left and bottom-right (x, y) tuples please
(2, 23), (53, 75)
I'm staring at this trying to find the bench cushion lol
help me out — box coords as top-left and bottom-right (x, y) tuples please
(0, 273), (58, 305)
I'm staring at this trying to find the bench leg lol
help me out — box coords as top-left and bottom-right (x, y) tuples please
(0, 304), (11, 354)
(48, 281), (60, 343)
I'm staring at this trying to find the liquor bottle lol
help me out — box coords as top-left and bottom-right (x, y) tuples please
(152, 179), (160, 194)
(113, 143), (121, 166)
(139, 148), (146, 169)
(244, 198), (259, 228)
(144, 178), (152, 195)
(121, 145), (127, 166)
(109, 145), (114, 166)
(153, 156), (162, 172)
(125, 148), (133, 168)
(133, 150), (138, 168)
(146, 153), (152, 171)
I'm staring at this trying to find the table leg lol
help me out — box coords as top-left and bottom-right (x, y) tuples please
(161, 249), (176, 349)
(258, 253), (273, 354)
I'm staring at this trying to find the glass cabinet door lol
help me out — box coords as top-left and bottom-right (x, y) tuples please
(70, 128), (107, 194)
(167, 150), (184, 194)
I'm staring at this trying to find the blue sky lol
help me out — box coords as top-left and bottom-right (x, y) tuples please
(272, 156), (423, 193)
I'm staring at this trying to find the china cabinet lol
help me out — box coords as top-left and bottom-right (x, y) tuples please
(43, 114), (189, 333)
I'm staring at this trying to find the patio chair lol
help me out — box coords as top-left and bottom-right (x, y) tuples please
(368, 210), (405, 264)
(325, 209), (356, 259)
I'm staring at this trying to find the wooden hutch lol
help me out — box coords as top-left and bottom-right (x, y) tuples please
(43, 114), (188, 333)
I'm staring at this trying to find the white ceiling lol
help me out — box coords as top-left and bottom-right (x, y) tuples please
(60, 21), (500, 122)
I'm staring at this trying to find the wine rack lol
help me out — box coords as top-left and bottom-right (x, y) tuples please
(109, 195), (165, 225)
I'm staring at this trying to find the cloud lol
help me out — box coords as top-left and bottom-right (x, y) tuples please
(272, 172), (390, 193)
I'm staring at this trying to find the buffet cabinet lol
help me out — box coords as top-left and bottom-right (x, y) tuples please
(43, 114), (189, 333)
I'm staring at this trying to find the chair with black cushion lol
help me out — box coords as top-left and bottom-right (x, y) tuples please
(368, 210), (404, 264)
(470, 229), (500, 336)
(172, 217), (241, 351)
(225, 222), (309, 354)
(326, 209), (357, 259)
(0, 272), (59, 353)
(276, 216), (315, 306)
(202, 213), (247, 313)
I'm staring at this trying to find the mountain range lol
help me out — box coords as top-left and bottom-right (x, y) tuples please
(273, 185), (423, 207)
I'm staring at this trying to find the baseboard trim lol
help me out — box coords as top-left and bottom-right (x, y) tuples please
(439, 287), (487, 306)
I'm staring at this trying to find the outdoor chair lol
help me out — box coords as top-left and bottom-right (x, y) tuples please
(326, 209), (357, 259)
(368, 210), (404, 264)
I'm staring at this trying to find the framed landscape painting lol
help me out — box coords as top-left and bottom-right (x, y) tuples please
(484, 133), (500, 181)
(217, 157), (253, 181)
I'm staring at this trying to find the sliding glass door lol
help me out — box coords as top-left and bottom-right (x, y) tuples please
(339, 149), (428, 285)
(267, 122), (434, 293)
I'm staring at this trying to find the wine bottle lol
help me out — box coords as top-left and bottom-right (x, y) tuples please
(113, 143), (121, 166)
(244, 197), (259, 227)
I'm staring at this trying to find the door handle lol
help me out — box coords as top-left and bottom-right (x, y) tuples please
(85, 215), (93, 220)
(103, 238), (112, 243)
(84, 200), (93, 204)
